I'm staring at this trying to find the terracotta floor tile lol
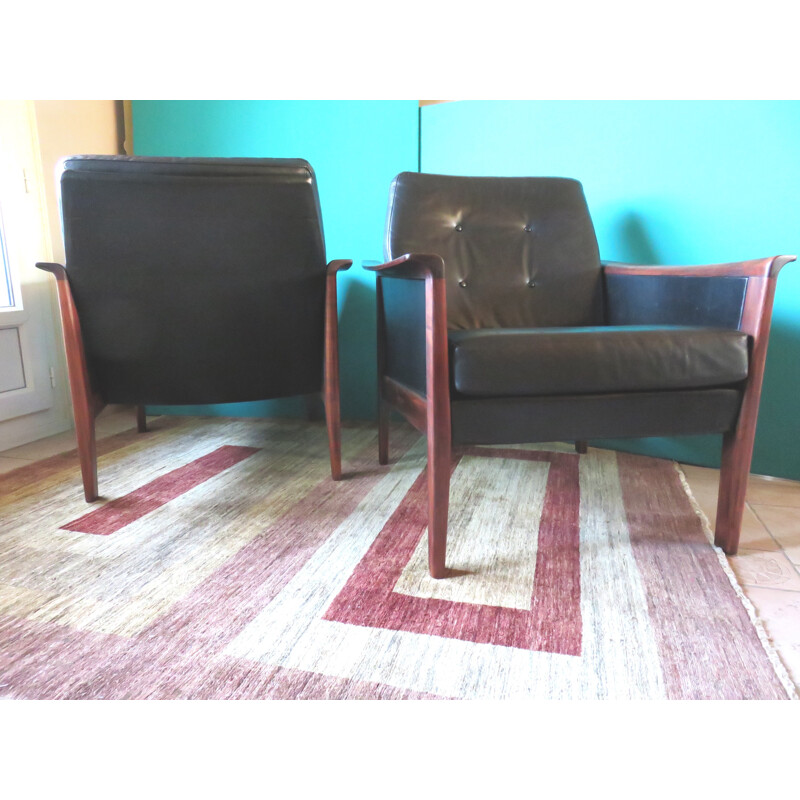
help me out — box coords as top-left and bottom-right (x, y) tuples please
(742, 586), (800, 689)
(744, 474), (800, 508)
(681, 468), (778, 551)
(751, 504), (800, 564)
(728, 549), (800, 591)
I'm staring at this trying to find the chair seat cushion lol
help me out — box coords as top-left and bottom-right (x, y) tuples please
(448, 325), (749, 397)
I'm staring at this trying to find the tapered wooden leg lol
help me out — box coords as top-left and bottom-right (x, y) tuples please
(75, 403), (98, 502)
(714, 428), (753, 555)
(378, 400), (390, 465)
(427, 428), (451, 579)
(35, 262), (100, 502)
(136, 405), (147, 433)
(425, 272), (452, 579)
(714, 273), (782, 555)
(324, 397), (342, 481)
(575, 440), (588, 454)
(303, 393), (325, 422)
(324, 264), (350, 482)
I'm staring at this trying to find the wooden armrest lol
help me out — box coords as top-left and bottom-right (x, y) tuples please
(602, 255), (795, 279)
(363, 253), (445, 280)
(327, 259), (353, 275)
(35, 262), (68, 279)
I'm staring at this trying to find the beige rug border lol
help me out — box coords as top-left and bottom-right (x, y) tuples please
(674, 463), (799, 700)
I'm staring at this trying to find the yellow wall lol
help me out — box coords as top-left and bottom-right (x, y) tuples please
(33, 100), (122, 263)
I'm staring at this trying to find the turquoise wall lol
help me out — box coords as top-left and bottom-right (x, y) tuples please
(421, 101), (800, 480)
(132, 100), (800, 479)
(132, 100), (419, 421)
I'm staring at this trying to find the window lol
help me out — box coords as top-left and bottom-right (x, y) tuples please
(0, 205), (15, 308)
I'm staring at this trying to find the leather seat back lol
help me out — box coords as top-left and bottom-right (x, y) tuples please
(385, 172), (604, 330)
(59, 156), (328, 405)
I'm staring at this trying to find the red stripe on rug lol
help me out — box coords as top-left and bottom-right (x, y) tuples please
(324, 447), (582, 656)
(616, 452), (790, 700)
(0, 613), (446, 700)
(60, 445), (259, 535)
(0, 427), (428, 699)
(129, 425), (424, 650)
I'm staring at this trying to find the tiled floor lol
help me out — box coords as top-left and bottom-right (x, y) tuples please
(2, 406), (800, 692)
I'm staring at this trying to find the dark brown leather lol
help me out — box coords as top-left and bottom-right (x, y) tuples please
(449, 325), (749, 397)
(381, 276), (427, 395)
(605, 273), (747, 328)
(450, 389), (743, 445)
(385, 172), (604, 331)
(59, 156), (327, 405)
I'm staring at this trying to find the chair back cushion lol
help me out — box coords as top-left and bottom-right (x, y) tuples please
(386, 172), (604, 330)
(59, 156), (327, 405)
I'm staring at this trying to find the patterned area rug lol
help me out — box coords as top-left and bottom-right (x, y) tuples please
(0, 416), (795, 699)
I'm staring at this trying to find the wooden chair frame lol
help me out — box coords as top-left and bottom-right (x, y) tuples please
(38, 259), (352, 502)
(367, 254), (794, 579)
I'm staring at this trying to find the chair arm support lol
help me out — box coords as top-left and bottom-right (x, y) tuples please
(603, 255), (795, 331)
(35, 261), (68, 279)
(363, 253), (445, 281)
(602, 255), (795, 279)
(367, 254), (449, 423)
(327, 259), (353, 275)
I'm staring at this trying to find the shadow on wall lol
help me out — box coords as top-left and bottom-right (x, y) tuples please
(614, 213), (661, 265)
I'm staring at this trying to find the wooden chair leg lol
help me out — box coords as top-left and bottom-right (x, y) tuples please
(425, 271), (452, 579)
(575, 440), (588, 454)
(136, 405), (147, 433)
(324, 267), (345, 482)
(714, 427), (754, 555)
(35, 262), (100, 502)
(324, 399), (342, 481)
(378, 400), (390, 465)
(427, 427), (451, 579)
(75, 402), (99, 502)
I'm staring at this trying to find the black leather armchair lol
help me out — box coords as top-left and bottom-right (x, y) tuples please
(366, 172), (794, 578)
(38, 155), (351, 501)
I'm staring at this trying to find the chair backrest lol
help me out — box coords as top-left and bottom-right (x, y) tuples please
(385, 172), (604, 330)
(59, 155), (327, 405)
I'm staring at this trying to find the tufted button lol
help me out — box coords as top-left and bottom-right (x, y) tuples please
(455, 224), (463, 232)
(458, 279), (468, 288)
(527, 279), (537, 288)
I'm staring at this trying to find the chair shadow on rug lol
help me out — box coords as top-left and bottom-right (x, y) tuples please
(365, 171), (795, 578)
(38, 156), (351, 502)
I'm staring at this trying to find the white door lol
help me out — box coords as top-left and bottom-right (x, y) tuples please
(0, 101), (56, 433)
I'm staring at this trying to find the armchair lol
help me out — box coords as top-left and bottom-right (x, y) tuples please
(366, 172), (793, 578)
(38, 155), (351, 501)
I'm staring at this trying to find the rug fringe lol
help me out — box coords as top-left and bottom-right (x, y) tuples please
(674, 463), (799, 700)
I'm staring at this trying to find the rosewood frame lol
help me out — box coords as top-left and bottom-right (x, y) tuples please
(368, 253), (795, 578)
(37, 259), (352, 501)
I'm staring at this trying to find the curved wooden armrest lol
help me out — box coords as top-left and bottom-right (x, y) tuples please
(327, 259), (353, 275)
(35, 261), (68, 279)
(363, 253), (445, 280)
(603, 255), (795, 279)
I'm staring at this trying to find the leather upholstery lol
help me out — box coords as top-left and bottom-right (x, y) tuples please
(449, 325), (749, 397)
(605, 274), (747, 328)
(385, 172), (604, 330)
(381, 276), (427, 395)
(59, 156), (327, 405)
(450, 389), (743, 445)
